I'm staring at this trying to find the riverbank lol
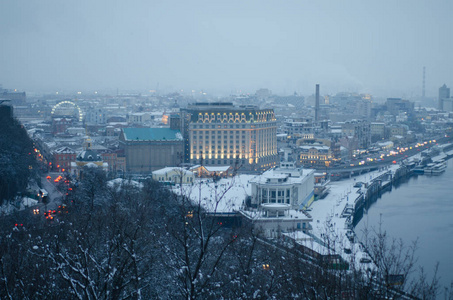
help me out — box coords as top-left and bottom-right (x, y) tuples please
(310, 148), (453, 292)
(355, 158), (453, 293)
(309, 145), (453, 274)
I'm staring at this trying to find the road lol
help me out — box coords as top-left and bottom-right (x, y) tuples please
(39, 173), (66, 211)
(321, 136), (452, 175)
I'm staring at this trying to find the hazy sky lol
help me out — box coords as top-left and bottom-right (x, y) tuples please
(1, 0), (452, 97)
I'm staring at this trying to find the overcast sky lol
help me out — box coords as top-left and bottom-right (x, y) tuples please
(1, 0), (452, 97)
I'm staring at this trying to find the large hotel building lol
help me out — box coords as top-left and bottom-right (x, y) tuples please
(178, 102), (278, 172)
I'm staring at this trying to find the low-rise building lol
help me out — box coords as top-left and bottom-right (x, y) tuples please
(99, 150), (126, 176)
(299, 145), (332, 168)
(71, 148), (108, 179)
(244, 161), (315, 237)
(152, 167), (195, 184)
(189, 165), (233, 178)
(249, 161), (315, 210)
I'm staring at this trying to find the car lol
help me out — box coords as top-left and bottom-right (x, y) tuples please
(44, 209), (57, 220)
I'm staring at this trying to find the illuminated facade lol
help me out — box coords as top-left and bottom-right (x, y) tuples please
(299, 145), (332, 168)
(180, 103), (278, 171)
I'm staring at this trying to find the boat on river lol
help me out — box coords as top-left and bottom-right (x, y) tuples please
(424, 160), (447, 175)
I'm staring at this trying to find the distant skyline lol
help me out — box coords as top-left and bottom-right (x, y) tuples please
(1, 0), (452, 97)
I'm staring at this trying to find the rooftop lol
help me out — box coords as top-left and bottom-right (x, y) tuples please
(53, 146), (76, 154)
(250, 163), (314, 185)
(153, 167), (194, 175)
(122, 128), (183, 142)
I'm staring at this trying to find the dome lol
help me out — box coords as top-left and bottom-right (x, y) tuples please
(77, 149), (101, 162)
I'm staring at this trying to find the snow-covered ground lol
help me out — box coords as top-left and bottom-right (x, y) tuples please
(309, 164), (401, 268)
(172, 163), (403, 270)
(173, 175), (256, 213)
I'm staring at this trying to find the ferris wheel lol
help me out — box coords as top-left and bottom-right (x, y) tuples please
(51, 100), (83, 122)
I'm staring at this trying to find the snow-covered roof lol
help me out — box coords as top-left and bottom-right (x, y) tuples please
(295, 237), (333, 256)
(204, 166), (231, 172)
(77, 150), (102, 162)
(300, 145), (330, 151)
(249, 164), (314, 186)
(241, 208), (311, 221)
(283, 231), (312, 241)
(21, 197), (38, 208)
(107, 178), (142, 190)
(377, 141), (393, 147)
(53, 146), (76, 154)
(153, 167), (194, 175)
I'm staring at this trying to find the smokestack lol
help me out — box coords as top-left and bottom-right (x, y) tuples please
(315, 84), (320, 122)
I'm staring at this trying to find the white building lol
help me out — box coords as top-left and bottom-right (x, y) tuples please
(85, 108), (107, 124)
(173, 162), (315, 238)
(249, 161), (315, 210)
(240, 162), (315, 238)
(152, 167), (195, 184)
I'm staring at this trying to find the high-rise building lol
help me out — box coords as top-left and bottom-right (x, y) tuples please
(180, 102), (278, 172)
(439, 84), (450, 110)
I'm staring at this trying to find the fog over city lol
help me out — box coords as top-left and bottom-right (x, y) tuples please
(1, 0), (452, 97)
(3, 1), (453, 299)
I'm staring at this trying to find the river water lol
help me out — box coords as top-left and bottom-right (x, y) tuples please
(355, 158), (453, 291)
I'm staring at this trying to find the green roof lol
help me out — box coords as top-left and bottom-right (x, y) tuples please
(123, 128), (182, 141)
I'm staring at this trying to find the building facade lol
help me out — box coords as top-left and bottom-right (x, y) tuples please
(341, 120), (371, 149)
(299, 145), (332, 168)
(439, 84), (451, 111)
(282, 118), (314, 137)
(152, 167), (195, 184)
(249, 161), (315, 210)
(70, 148), (108, 179)
(0, 90), (26, 105)
(180, 103), (278, 172)
(386, 98), (414, 116)
(119, 128), (183, 173)
(52, 146), (76, 172)
(99, 150), (126, 176)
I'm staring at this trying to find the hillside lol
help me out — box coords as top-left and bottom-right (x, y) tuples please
(0, 105), (38, 204)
